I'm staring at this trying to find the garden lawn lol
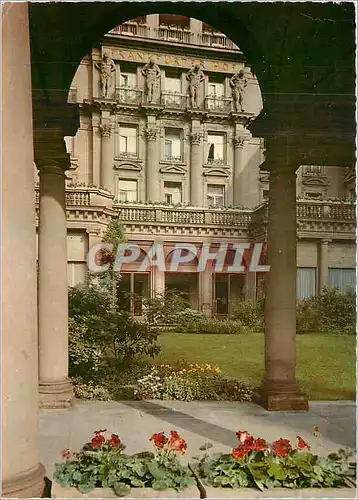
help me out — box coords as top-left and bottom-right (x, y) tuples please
(151, 332), (356, 401)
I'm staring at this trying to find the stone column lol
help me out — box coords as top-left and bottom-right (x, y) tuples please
(256, 162), (308, 411)
(245, 272), (256, 301)
(2, 3), (45, 496)
(319, 239), (330, 292)
(200, 265), (213, 316)
(233, 136), (245, 206)
(100, 123), (113, 192)
(190, 132), (203, 206)
(145, 125), (159, 202)
(153, 266), (165, 296)
(38, 162), (73, 408)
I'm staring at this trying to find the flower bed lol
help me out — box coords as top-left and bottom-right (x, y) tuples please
(53, 429), (198, 498)
(194, 431), (356, 494)
(134, 363), (254, 402)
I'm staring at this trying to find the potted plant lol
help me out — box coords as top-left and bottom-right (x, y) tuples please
(193, 431), (356, 498)
(52, 429), (199, 498)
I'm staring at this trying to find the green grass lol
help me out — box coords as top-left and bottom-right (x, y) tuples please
(150, 332), (356, 401)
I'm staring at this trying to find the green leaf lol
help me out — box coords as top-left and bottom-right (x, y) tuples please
(152, 479), (170, 491)
(147, 461), (166, 481)
(77, 483), (96, 494)
(130, 478), (146, 488)
(113, 482), (131, 497)
(267, 463), (287, 481)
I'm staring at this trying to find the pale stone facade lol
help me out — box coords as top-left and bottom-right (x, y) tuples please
(35, 15), (356, 314)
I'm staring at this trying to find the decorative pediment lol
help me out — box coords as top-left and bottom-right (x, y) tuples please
(159, 165), (187, 175)
(302, 177), (328, 187)
(114, 161), (142, 171)
(203, 168), (230, 177)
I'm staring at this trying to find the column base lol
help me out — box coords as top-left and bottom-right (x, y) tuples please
(254, 379), (309, 412)
(201, 303), (212, 317)
(2, 463), (46, 498)
(39, 379), (74, 409)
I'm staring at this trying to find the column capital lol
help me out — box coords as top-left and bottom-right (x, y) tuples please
(233, 136), (246, 149)
(321, 238), (332, 244)
(145, 127), (158, 142)
(99, 123), (112, 138)
(37, 160), (67, 176)
(190, 132), (202, 145)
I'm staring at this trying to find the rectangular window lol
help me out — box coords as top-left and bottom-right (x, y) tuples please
(208, 82), (224, 97)
(164, 181), (182, 204)
(297, 267), (316, 300)
(328, 268), (356, 294)
(164, 130), (182, 161)
(118, 179), (137, 202)
(207, 134), (224, 164)
(165, 77), (181, 93)
(207, 184), (225, 207)
(119, 125), (137, 156)
(120, 72), (137, 88)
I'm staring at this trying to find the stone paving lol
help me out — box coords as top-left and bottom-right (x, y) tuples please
(39, 399), (356, 481)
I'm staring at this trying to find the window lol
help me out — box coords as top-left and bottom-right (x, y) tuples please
(120, 72), (137, 88)
(207, 134), (224, 164)
(297, 268), (316, 300)
(118, 179), (137, 202)
(119, 125), (137, 157)
(208, 82), (224, 97)
(207, 184), (225, 207)
(164, 181), (182, 204)
(328, 268), (356, 294)
(165, 77), (181, 93)
(164, 130), (182, 161)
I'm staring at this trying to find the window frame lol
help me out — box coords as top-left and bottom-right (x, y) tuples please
(118, 178), (138, 202)
(207, 183), (225, 207)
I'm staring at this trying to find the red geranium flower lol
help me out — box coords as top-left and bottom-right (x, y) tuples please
(109, 433), (121, 448)
(253, 438), (269, 452)
(297, 436), (311, 450)
(236, 430), (252, 444)
(61, 448), (72, 460)
(91, 433), (106, 449)
(273, 438), (292, 457)
(150, 432), (168, 449)
(232, 446), (250, 460)
(169, 430), (187, 454)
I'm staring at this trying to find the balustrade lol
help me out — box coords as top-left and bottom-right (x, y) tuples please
(204, 96), (232, 112)
(115, 87), (143, 105)
(110, 22), (149, 38)
(156, 26), (192, 43)
(161, 92), (187, 108)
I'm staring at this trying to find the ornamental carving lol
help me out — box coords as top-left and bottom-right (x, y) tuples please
(186, 65), (205, 108)
(145, 127), (158, 142)
(99, 124), (112, 138)
(233, 136), (245, 149)
(230, 70), (247, 112)
(141, 58), (161, 104)
(95, 52), (116, 99)
(190, 132), (202, 145)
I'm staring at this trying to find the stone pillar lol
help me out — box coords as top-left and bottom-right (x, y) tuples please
(100, 123), (113, 192)
(319, 239), (330, 292)
(153, 266), (165, 296)
(255, 162), (308, 411)
(2, 3), (45, 496)
(245, 272), (256, 301)
(190, 131), (203, 206)
(145, 125), (159, 202)
(38, 162), (73, 408)
(200, 265), (213, 316)
(233, 136), (245, 206)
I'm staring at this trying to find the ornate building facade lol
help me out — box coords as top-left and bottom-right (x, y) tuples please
(35, 14), (356, 316)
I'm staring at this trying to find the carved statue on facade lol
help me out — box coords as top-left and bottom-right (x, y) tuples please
(95, 51), (116, 99)
(186, 64), (205, 108)
(141, 58), (161, 103)
(230, 70), (247, 112)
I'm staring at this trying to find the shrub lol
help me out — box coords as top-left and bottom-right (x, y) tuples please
(315, 288), (356, 334)
(134, 362), (253, 402)
(230, 300), (264, 331)
(73, 378), (112, 401)
(69, 283), (111, 319)
(296, 300), (321, 334)
(187, 318), (246, 335)
(143, 289), (189, 325)
(197, 431), (355, 490)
